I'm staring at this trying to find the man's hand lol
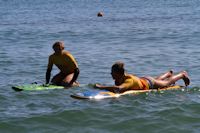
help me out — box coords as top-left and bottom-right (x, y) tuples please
(94, 83), (103, 89)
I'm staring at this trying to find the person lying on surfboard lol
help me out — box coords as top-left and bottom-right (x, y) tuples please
(95, 61), (190, 93)
(46, 41), (79, 87)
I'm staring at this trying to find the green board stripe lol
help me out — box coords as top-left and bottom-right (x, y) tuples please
(12, 84), (64, 91)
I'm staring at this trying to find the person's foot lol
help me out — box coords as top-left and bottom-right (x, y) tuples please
(182, 71), (190, 86)
(168, 70), (173, 79)
(169, 70), (173, 75)
(73, 81), (80, 87)
(164, 70), (173, 79)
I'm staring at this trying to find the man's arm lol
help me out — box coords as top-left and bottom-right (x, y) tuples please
(46, 57), (53, 84)
(95, 81), (131, 93)
(68, 68), (80, 86)
(46, 68), (51, 84)
(95, 84), (123, 93)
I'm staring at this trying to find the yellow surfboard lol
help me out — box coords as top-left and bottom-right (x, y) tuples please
(71, 85), (183, 100)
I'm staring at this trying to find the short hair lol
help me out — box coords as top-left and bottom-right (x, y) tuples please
(112, 61), (125, 74)
(52, 41), (64, 50)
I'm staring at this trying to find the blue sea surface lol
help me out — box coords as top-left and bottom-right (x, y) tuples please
(0, 0), (200, 133)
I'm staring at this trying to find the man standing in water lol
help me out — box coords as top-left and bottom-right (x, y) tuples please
(46, 41), (79, 87)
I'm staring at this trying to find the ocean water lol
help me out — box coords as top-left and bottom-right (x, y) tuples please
(0, 0), (200, 132)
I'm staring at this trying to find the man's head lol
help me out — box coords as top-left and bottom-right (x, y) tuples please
(111, 61), (125, 79)
(53, 41), (64, 54)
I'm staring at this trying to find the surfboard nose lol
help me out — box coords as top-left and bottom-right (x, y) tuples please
(12, 86), (23, 92)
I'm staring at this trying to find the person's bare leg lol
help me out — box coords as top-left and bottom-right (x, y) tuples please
(61, 73), (79, 87)
(155, 70), (173, 80)
(51, 73), (64, 85)
(152, 71), (190, 89)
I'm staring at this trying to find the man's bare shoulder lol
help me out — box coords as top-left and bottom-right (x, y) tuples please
(62, 50), (71, 55)
(62, 51), (74, 58)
